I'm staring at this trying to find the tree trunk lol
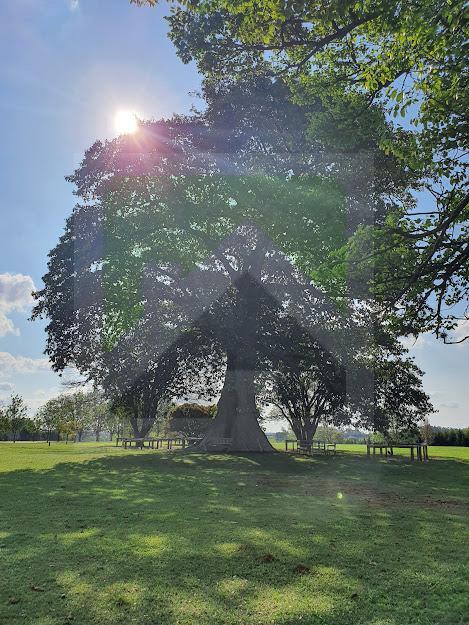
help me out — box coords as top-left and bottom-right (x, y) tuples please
(129, 417), (154, 438)
(289, 418), (318, 450)
(194, 353), (273, 453)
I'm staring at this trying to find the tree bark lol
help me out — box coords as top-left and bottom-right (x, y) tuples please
(194, 352), (273, 452)
(129, 416), (154, 438)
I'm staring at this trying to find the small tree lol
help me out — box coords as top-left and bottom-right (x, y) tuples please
(105, 410), (122, 442)
(35, 403), (58, 445)
(67, 391), (92, 442)
(5, 395), (28, 442)
(90, 402), (108, 442)
(0, 405), (10, 441)
(315, 424), (346, 444)
(36, 395), (75, 443)
(420, 417), (433, 445)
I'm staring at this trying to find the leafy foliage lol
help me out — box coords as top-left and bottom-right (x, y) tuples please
(168, 402), (216, 437)
(4, 395), (28, 442)
(132, 0), (469, 339)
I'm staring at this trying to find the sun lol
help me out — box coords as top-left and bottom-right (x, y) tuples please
(114, 110), (139, 135)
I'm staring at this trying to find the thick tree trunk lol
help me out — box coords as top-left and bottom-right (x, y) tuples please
(194, 353), (273, 453)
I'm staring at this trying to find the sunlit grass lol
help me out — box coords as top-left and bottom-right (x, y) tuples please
(0, 442), (468, 624)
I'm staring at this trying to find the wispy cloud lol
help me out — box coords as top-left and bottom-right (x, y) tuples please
(439, 401), (460, 410)
(69, 0), (79, 11)
(0, 351), (50, 377)
(0, 273), (35, 337)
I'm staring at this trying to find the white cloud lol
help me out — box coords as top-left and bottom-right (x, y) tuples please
(439, 401), (460, 409)
(0, 351), (50, 376)
(0, 273), (36, 337)
(69, 0), (79, 11)
(0, 314), (18, 337)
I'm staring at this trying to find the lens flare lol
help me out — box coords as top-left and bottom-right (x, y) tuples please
(114, 110), (139, 135)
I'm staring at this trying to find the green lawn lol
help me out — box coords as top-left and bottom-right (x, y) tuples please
(1, 443), (468, 625)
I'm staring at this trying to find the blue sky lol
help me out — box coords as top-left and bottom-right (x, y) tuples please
(0, 0), (467, 426)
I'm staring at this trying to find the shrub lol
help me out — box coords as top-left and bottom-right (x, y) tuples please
(167, 403), (216, 438)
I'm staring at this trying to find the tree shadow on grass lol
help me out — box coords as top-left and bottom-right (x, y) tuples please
(0, 451), (468, 625)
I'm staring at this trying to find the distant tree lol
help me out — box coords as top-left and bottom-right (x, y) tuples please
(373, 358), (434, 442)
(0, 405), (10, 440)
(23, 417), (42, 441)
(168, 403), (216, 438)
(420, 417), (433, 444)
(36, 395), (75, 443)
(58, 391), (92, 442)
(82, 390), (111, 442)
(314, 425), (346, 444)
(269, 428), (295, 443)
(105, 409), (123, 442)
(265, 350), (346, 449)
(5, 395), (28, 442)
(35, 402), (58, 445)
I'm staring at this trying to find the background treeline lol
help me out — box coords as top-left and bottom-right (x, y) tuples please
(1, 391), (467, 446)
(269, 424), (469, 446)
(0, 393), (218, 443)
(431, 427), (469, 446)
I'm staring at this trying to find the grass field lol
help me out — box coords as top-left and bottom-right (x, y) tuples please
(0, 443), (468, 625)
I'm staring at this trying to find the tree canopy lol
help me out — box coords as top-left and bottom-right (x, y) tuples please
(132, 0), (468, 341)
(34, 70), (434, 448)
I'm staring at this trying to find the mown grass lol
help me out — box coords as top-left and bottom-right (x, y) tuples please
(0, 442), (468, 625)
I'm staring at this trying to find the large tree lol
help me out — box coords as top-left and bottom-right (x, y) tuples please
(33, 81), (424, 451)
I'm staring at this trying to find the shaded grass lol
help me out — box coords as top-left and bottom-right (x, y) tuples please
(0, 443), (468, 624)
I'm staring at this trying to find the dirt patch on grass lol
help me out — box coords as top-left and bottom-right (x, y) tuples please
(254, 475), (468, 513)
(341, 483), (468, 512)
